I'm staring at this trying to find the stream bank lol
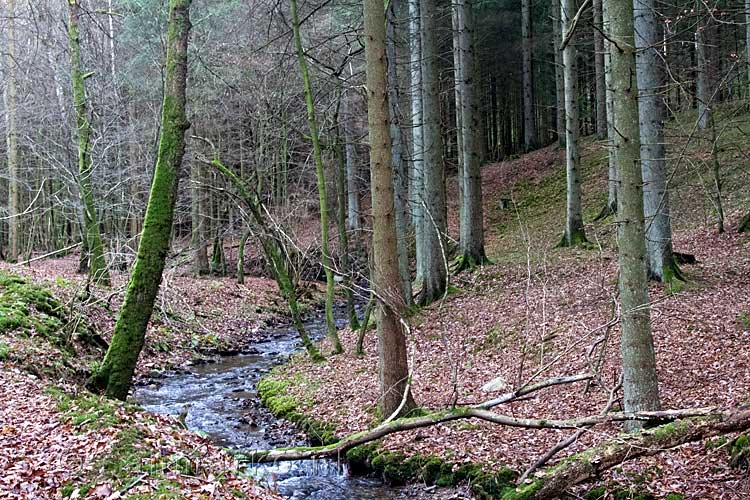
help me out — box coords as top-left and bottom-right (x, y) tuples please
(135, 306), (469, 499)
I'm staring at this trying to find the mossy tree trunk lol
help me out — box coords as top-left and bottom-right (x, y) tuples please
(364, 0), (417, 417)
(290, 0), (343, 354)
(68, 0), (110, 287)
(197, 143), (324, 362)
(607, 0), (661, 429)
(89, 0), (192, 400)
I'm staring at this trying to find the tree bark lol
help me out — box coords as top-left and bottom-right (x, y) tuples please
(560, 0), (587, 246)
(602, 0), (618, 212)
(552, 0), (566, 147)
(342, 94), (360, 233)
(290, 0), (343, 354)
(695, 20), (710, 129)
(521, 0), (537, 150)
(4, 0), (20, 262)
(418, 0), (448, 303)
(608, 0), (661, 429)
(88, 0), (192, 400)
(363, 0), (417, 417)
(455, 0), (485, 267)
(387, 0), (414, 304)
(634, 0), (677, 282)
(593, 0), (607, 139)
(190, 161), (209, 275)
(68, 0), (111, 286)
(408, 0), (425, 286)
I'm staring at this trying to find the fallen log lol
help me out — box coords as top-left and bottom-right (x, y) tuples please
(239, 406), (719, 463)
(504, 406), (750, 500)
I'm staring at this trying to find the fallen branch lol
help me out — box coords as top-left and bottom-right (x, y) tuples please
(507, 406), (750, 500)
(13, 242), (82, 267)
(240, 405), (719, 463)
(479, 373), (593, 409)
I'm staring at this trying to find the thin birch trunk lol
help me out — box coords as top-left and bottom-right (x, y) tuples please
(408, 0), (425, 286)
(4, 0), (19, 262)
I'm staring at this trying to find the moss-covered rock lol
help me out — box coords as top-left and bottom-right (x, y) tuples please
(0, 272), (68, 345)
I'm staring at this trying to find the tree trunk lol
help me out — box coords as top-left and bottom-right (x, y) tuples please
(608, 0), (661, 429)
(552, 0), (566, 147)
(4, 0), (19, 262)
(190, 161), (209, 275)
(408, 0), (425, 286)
(236, 230), (251, 284)
(334, 87), (361, 331)
(521, 0), (537, 150)
(695, 20), (710, 129)
(593, 0), (607, 139)
(419, 0), (448, 303)
(602, 0), (618, 212)
(342, 94), (360, 232)
(68, 0), (111, 286)
(634, 0), (677, 282)
(363, 0), (417, 417)
(746, 0), (750, 98)
(387, 0), (413, 304)
(290, 0), (343, 354)
(560, 0), (587, 246)
(456, 0), (485, 268)
(88, 0), (192, 400)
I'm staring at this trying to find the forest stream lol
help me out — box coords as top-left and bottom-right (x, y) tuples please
(135, 307), (407, 499)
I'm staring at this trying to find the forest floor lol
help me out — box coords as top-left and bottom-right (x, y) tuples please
(264, 109), (750, 498)
(0, 254), (324, 498)
(2, 106), (750, 499)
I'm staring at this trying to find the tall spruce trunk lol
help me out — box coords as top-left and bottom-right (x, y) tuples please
(4, 0), (19, 262)
(694, 20), (710, 129)
(363, 0), (416, 417)
(456, 0), (485, 267)
(593, 0), (607, 139)
(89, 0), (192, 400)
(387, 0), (413, 304)
(342, 95), (360, 232)
(602, 0), (618, 212)
(190, 161), (209, 275)
(68, 0), (111, 286)
(419, 0), (448, 303)
(334, 94), (361, 331)
(560, 0), (587, 246)
(290, 0), (343, 354)
(408, 0), (425, 285)
(634, 0), (677, 281)
(552, 0), (566, 147)
(607, 0), (661, 428)
(521, 0), (537, 150)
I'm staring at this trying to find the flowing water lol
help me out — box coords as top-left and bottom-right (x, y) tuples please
(136, 308), (409, 499)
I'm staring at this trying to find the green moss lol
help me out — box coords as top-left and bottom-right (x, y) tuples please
(0, 272), (69, 342)
(257, 373), (337, 445)
(586, 486), (607, 500)
(730, 434), (750, 468)
(664, 494), (684, 500)
(0, 341), (10, 361)
(737, 312), (750, 330)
